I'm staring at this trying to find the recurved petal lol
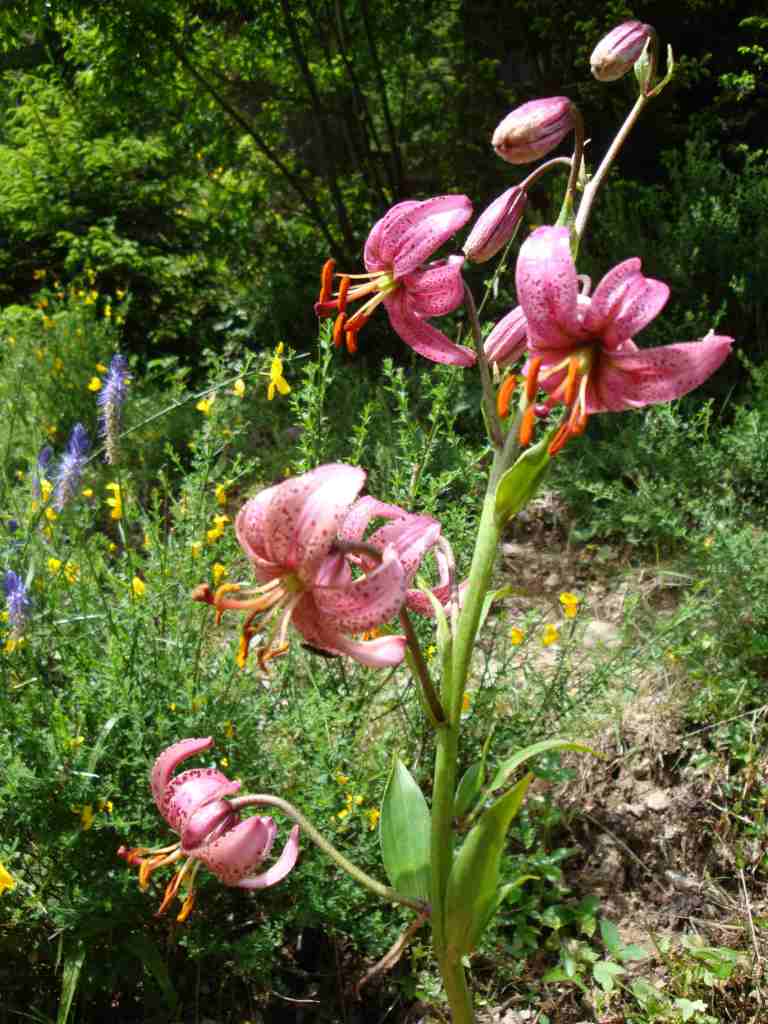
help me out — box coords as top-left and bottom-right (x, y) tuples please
(367, 515), (441, 580)
(364, 200), (422, 271)
(197, 816), (277, 885)
(180, 783), (240, 851)
(292, 598), (408, 667)
(384, 292), (476, 366)
(312, 544), (406, 631)
(338, 495), (410, 544)
(151, 738), (213, 819)
(584, 258), (669, 349)
(236, 825), (301, 890)
(403, 255), (466, 317)
(165, 769), (239, 834)
(390, 196), (473, 279)
(588, 335), (734, 413)
(261, 464), (366, 578)
(235, 488), (285, 581)
(516, 226), (584, 349)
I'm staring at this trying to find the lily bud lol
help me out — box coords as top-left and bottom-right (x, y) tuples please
(590, 21), (654, 82)
(463, 187), (527, 263)
(492, 98), (575, 165)
(484, 305), (528, 367)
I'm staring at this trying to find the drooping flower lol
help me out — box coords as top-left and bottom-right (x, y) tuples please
(492, 98), (575, 165)
(590, 21), (654, 82)
(511, 226), (733, 454)
(193, 465), (416, 669)
(463, 187), (527, 263)
(97, 354), (130, 464)
(336, 495), (464, 618)
(118, 737), (299, 921)
(54, 423), (91, 510)
(315, 196), (476, 366)
(3, 570), (30, 636)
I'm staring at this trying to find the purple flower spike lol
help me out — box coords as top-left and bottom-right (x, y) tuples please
(97, 354), (131, 464)
(33, 445), (54, 498)
(3, 570), (31, 635)
(54, 423), (91, 510)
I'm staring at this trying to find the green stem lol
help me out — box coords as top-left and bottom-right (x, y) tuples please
(439, 957), (475, 1024)
(230, 793), (426, 913)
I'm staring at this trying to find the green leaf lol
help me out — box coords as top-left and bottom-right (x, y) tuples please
(493, 429), (555, 529)
(379, 757), (431, 903)
(122, 934), (178, 1010)
(600, 918), (623, 958)
(444, 773), (533, 959)
(592, 960), (625, 993)
(57, 940), (86, 1024)
(674, 998), (707, 1022)
(488, 739), (595, 795)
(453, 761), (485, 819)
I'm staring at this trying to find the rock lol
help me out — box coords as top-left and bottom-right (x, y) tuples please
(582, 619), (622, 649)
(644, 788), (671, 812)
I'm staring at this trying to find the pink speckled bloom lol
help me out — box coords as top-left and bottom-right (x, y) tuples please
(118, 738), (299, 921)
(194, 464), (446, 669)
(590, 21), (654, 82)
(515, 226), (733, 452)
(315, 196), (476, 366)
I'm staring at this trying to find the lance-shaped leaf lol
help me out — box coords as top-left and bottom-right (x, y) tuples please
(443, 773), (534, 959)
(379, 757), (431, 903)
(487, 738), (594, 797)
(494, 428), (554, 529)
(453, 722), (496, 819)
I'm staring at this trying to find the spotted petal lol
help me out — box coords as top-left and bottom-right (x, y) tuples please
(312, 545), (407, 632)
(516, 226), (585, 349)
(389, 195), (473, 278)
(195, 816), (277, 885)
(151, 737), (214, 819)
(583, 258), (670, 350)
(403, 256), (466, 317)
(364, 200), (422, 271)
(236, 825), (301, 890)
(384, 292), (476, 366)
(292, 598), (407, 667)
(588, 335), (734, 413)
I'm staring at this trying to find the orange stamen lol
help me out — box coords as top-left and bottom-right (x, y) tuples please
(563, 356), (579, 406)
(257, 642), (290, 674)
(525, 357), (542, 403)
(177, 890), (196, 923)
(519, 405), (536, 446)
(333, 312), (347, 349)
(337, 276), (351, 313)
(548, 423), (571, 457)
(236, 627), (254, 669)
(345, 329), (359, 354)
(318, 259), (336, 304)
(496, 374), (518, 419)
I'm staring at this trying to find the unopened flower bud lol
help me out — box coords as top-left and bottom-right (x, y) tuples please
(492, 98), (575, 165)
(463, 187), (527, 263)
(484, 305), (528, 367)
(590, 21), (654, 83)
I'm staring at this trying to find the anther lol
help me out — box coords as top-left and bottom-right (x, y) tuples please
(333, 312), (347, 349)
(336, 276), (350, 313)
(496, 374), (518, 419)
(318, 259), (336, 304)
(519, 404), (536, 446)
(563, 357), (579, 406)
(525, 357), (541, 403)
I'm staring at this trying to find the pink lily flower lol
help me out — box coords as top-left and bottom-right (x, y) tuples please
(118, 737), (299, 921)
(513, 225), (733, 454)
(194, 464), (411, 669)
(337, 496), (464, 617)
(314, 196), (476, 366)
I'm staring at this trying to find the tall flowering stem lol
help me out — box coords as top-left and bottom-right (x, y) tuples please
(97, 354), (131, 465)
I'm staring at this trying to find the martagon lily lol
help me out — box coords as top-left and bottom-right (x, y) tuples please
(193, 464), (454, 670)
(118, 737), (299, 921)
(499, 226), (733, 453)
(315, 196), (476, 366)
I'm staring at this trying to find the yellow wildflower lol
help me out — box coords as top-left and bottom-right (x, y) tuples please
(116, 289), (126, 300)
(212, 562), (227, 585)
(15, 469), (24, 481)
(215, 483), (227, 506)
(337, 808), (349, 820)
(0, 862), (16, 894)
(509, 627), (525, 646)
(105, 482), (122, 520)
(39, 479), (53, 503)
(33, 268), (46, 280)
(131, 576), (146, 597)
(367, 808), (380, 831)
(542, 624), (560, 647)
(196, 396), (214, 415)
(68, 736), (85, 749)
(336, 773), (349, 785)
(64, 563), (79, 584)
(168, 702), (177, 712)
(143, 532), (151, 550)
(224, 720), (235, 739)
(95, 362), (108, 373)
(425, 644), (437, 662)
(461, 691), (472, 713)
(220, 757), (229, 768)
(47, 557), (62, 574)
(233, 378), (246, 398)
(87, 376), (103, 392)
(82, 487), (94, 498)
(267, 343), (290, 400)
(98, 799), (113, 814)
(190, 541), (202, 558)
(559, 592), (580, 619)
(44, 508), (57, 523)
